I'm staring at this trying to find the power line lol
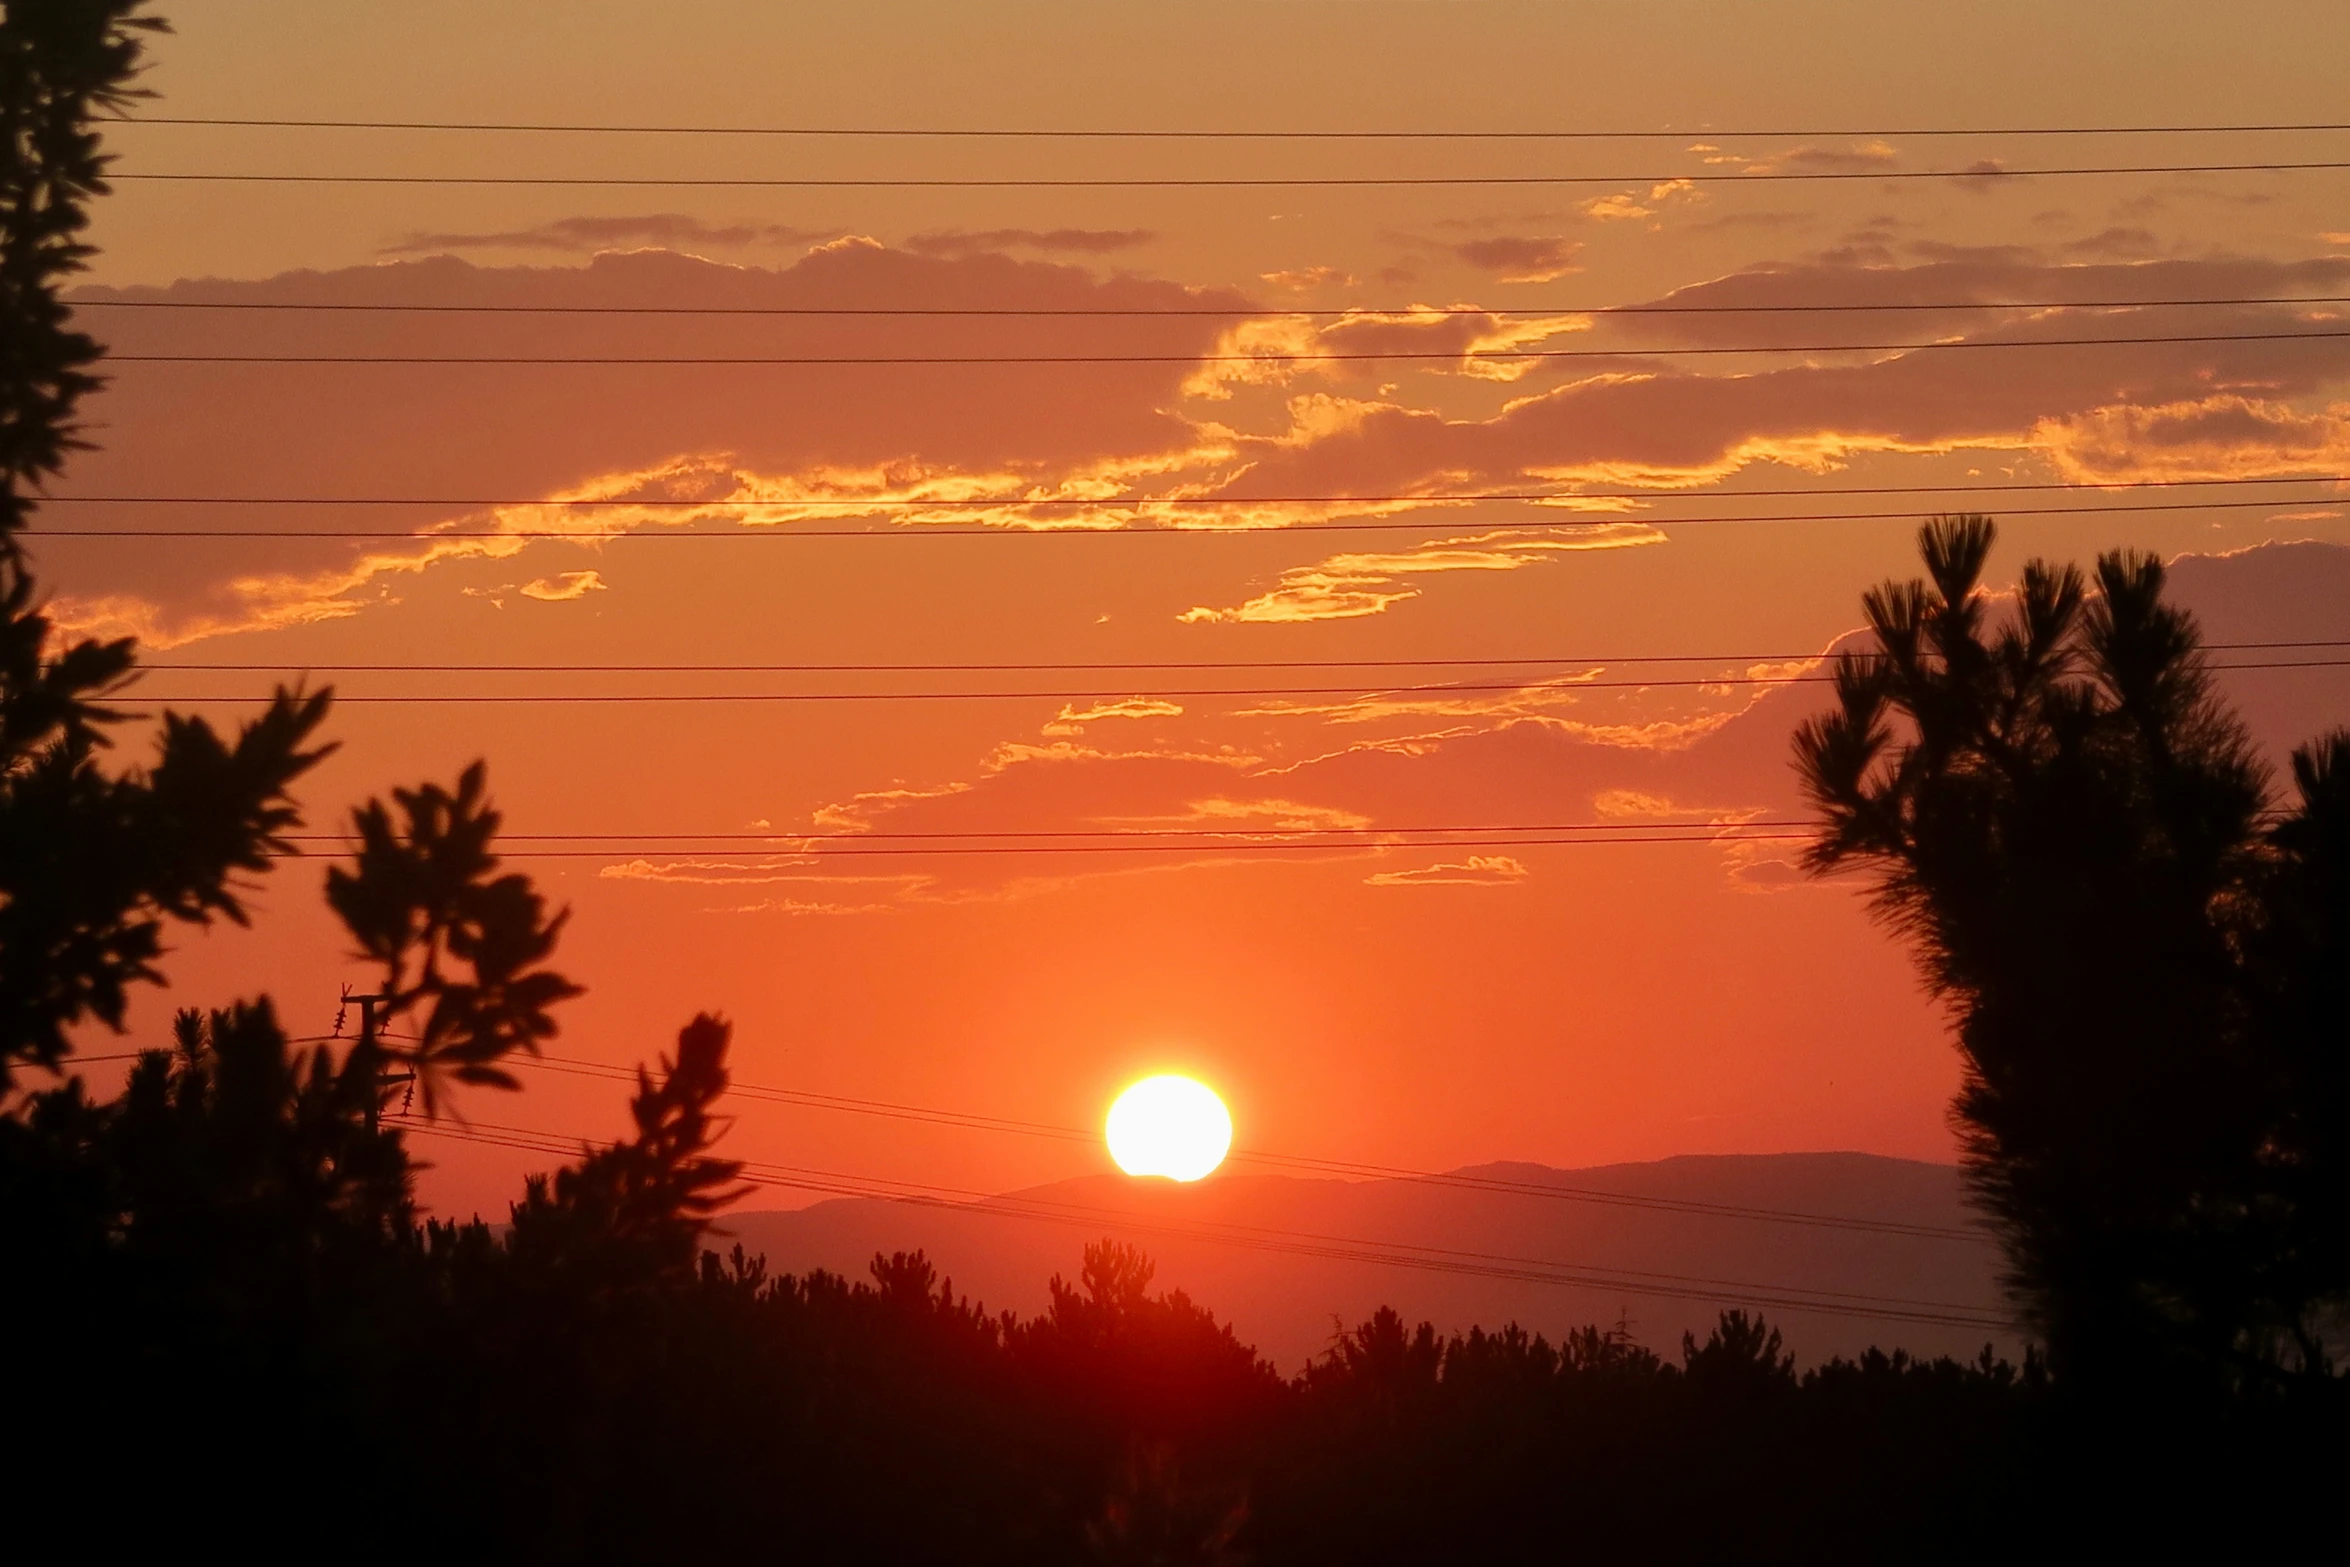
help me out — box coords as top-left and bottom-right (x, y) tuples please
(91, 327), (2350, 364)
(272, 811), (2298, 848)
(145, 676), (1876, 700)
(66, 293), (2350, 319)
(705, 1166), (1994, 1315)
(406, 1117), (2011, 1330)
(29, 495), (2350, 542)
(275, 821), (1815, 843)
(133, 660), (2350, 706)
(0, 1054), (2027, 1328)
(252, 831), (1814, 869)
(40, 1035), (1976, 1242)
(18, 1035), (2014, 1255)
(517, 1052), (1992, 1242)
(413, 1122), (2011, 1334)
(276, 834), (1812, 859)
(104, 159), (2350, 188)
(0, 1035), (2118, 1247)
(99, 114), (2350, 138)
(284, 827), (2337, 861)
(136, 682), (1818, 704)
(28, 1034), (356, 1069)
(140, 639), (2350, 674)
(36, 470), (2348, 504)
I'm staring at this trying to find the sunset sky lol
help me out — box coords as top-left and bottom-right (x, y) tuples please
(48, 0), (2350, 1217)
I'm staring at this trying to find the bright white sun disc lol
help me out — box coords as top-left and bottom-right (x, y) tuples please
(1105, 1075), (1232, 1181)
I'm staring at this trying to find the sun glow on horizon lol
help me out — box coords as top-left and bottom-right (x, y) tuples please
(1105, 1075), (1233, 1182)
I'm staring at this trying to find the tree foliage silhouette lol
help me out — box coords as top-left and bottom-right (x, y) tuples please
(1795, 515), (2350, 1389)
(0, 0), (583, 1119)
(0, 15), (741, 1554)
(325, 762), (581, 1114)
(0, 0), (333, 1084)
(2247, 733), (2350, 1362)
(505, 1013), (746, 1287)
(0, 0), (162, 523)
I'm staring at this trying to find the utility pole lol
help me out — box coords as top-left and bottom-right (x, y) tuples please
(341, 989), (410, 1130)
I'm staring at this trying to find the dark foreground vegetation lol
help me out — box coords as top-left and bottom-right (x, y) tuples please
(4, 5), (2346, 1561)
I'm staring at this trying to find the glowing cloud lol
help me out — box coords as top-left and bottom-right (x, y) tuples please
(1580, 180), (1702, 223)
(2035, 396), (2350, 482)
(1043, 697), (1185, 736)
(1364, 855), (1531, 887)
(1178, 524), (1664, 625)
(520, 570), (608, 602)
(1261, 265), (1357, 290)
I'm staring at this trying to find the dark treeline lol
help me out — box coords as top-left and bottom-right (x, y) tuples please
(4, 5), (2347, 1561)
(11, 1120), (2327, 1565)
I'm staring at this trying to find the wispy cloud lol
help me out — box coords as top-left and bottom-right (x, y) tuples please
(1311, 307), (1594, 382)
(595, 856), (921, 914)
(1094, 796), (1372, 832)
(715, 896), (905, 916)
(1260, 264), (1357, 290)
(519, 569), (607, 602)
(1042, 697), (1185, 736)
(811, 781), (974, 834)
(1241, 678), (1600, 726)
(1364, 854), (1530, 887)
(1689, 139), (1902, 176)
(598, 858), (818, 885)
(1579, 179), (1702, 223)
(1179, 524), (1663, 625)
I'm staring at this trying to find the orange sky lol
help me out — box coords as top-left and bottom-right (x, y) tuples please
(42, 0), (2350, 1217)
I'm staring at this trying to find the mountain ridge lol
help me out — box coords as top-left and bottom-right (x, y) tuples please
(715, 1150), (2011, 1371)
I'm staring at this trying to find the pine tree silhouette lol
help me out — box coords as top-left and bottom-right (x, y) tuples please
(1795, 514), (2350, 1390)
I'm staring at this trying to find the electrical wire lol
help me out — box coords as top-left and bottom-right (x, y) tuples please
(65, 293), (2350, 318)
(403, 1117), (2014, 1331)
(0, 1035), (2143, 1250)
(31, 495), (2350, 541)
(271, 812), (2305, 848)
(90, 326), (2350, 364)
(272, 822), (1812, 845)
(36, 472), (2349, 503)
(33, 1037), (2003, 1272)
(29, 1037), (1985, 1242)
(252, 814), (2303, 858)
(264, 834), (1814, 860)
(99, 114), (2350, 138)
(29, 1034), (356, 1069)
(140, 639), (2350, 674)
(506, 1052), (1991, 1244)
(163, 839), (1822, 864)
(129, 659), (2350, 706)
(104, 160), (2350, 188)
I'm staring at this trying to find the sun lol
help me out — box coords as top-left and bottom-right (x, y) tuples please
(1105, 1075), (1233, 1182)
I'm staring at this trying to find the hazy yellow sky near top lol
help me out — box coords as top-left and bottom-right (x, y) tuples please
(95, 0), (2350, 289)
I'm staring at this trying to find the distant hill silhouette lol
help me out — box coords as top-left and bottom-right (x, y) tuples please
(717, 1151), (2007, 1369)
